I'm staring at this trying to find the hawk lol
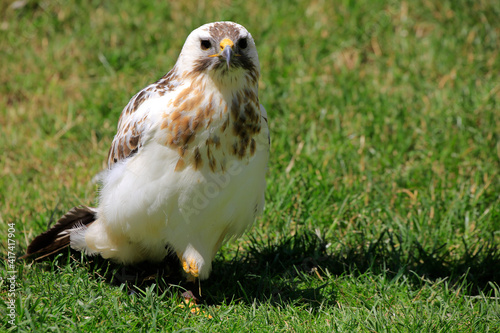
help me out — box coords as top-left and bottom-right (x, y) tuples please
(24, 21), (270, 282)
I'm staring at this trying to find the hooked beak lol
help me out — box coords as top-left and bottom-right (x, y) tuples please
(209, 38), (236, 69)
(221, 44), (233, 69)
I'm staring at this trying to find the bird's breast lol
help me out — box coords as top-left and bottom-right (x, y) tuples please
(156, 82), (265, 173)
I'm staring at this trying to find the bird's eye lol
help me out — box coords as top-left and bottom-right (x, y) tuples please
(237, 38), (248, 49)
(200, 39), (211, 50)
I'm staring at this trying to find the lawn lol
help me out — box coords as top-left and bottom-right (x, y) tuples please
(1, 0), (499, 331)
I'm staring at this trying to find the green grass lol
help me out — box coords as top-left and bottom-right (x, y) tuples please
(1, 0), (499, 331)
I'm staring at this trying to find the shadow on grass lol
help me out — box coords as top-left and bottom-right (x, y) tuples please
(204, 232), (336, 307)
(24, 230), (500, 307)
(324, 229), (500, 295)
(203, 230), (500, 306)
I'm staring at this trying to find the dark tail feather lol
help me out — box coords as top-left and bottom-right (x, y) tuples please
(22, 206), (97, 261)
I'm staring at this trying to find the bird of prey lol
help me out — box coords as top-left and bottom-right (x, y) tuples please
(24, 21), (270, 282)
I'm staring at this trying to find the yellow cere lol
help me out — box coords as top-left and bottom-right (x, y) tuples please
(219, 38), (234, 49)
(209, 38), (237, 58)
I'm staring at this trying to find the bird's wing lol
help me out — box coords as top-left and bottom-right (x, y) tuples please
(107, 69), (179, 168)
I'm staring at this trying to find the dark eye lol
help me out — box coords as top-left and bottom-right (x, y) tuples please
(237, 38), (248, 49)
(200, 39), (211, 50)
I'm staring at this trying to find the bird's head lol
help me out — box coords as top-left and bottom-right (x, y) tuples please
(176, 22), (260, 87)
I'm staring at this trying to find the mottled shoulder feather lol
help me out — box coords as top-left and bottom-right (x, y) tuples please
(107, 68), (179, 167)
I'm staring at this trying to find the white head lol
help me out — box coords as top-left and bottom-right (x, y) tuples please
(175, 22), (260, 87)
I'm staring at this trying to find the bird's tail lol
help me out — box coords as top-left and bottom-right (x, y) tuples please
(22, 206), (97, 261)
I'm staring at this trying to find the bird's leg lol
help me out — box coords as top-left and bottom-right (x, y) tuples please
(176, 253), (202, 302)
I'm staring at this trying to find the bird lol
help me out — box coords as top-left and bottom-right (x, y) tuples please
(24, 21), (270, 283)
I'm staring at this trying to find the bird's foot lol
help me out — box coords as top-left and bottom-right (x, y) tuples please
(181, 257), (199, 281)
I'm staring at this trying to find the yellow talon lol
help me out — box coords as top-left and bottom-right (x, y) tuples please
(182, 260), (189, 273)
(181, 258), (199, 278)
